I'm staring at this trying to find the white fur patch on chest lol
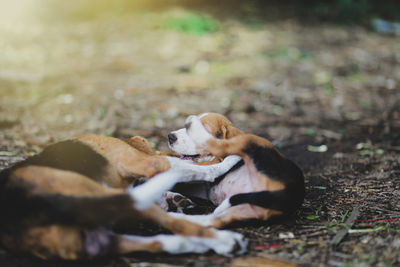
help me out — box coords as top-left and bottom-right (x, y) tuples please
(209, 166), (256, 205)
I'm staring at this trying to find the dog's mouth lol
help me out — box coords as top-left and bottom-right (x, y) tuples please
(179, 154), (200, 161)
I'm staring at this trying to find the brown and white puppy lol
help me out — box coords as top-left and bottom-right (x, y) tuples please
(0, 135), (245, 260)
(168, 113), (305, 228)
(168, 113), (241, 164)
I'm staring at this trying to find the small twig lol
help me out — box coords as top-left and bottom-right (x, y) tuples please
(304, 230), (331, 238)
(331, 205), (360, 247)
(372, 207), (400, 215)
(341, 210), (349, 223)
(348, 226), (400, 234)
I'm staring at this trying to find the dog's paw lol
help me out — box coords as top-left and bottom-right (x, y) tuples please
(185, 115), (213, 146)
(166, 192), (196, 213)
(213, 198), (232, 216)
(211, 230), (247, 256)
(154, 230), (246, 255)
(160, 229), (247, 256)
(221, 155), (242, 167)
(158, 192), (197, 213)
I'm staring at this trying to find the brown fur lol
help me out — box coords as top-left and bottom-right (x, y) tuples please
(77, 135), (172, 186)
(200, 113), (243, 140)
(0, 135), (222, 259)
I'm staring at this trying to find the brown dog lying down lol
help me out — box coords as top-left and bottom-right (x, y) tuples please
(167, 113), (305, 228)
(0, 135), (246, 260)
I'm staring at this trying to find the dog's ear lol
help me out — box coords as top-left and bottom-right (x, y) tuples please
(216, 125), (227, 139)
(123, 136), (155, 155)
(220, 125), (242, 139)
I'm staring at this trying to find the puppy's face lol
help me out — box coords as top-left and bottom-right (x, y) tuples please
(168, 113), (241, 161)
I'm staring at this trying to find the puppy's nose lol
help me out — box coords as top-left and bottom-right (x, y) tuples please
(168, 133), (178, 144)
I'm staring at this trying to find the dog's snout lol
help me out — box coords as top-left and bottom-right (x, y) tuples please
(168, 133), (178, 144)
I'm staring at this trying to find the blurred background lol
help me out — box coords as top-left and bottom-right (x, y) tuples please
(0, 1), (400, 266)
(1, 0), (399, 149)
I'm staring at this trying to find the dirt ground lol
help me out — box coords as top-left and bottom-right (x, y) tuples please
(0, 1), (399, 266)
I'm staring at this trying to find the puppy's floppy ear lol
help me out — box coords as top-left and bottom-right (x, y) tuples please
(220, 125), (242, 139)
(217, 125), (227, 139)
(123, 136), (155, 155)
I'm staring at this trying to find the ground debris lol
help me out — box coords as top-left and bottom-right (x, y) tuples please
(231, 256), (297, 267)
(331, 205), (360, 247)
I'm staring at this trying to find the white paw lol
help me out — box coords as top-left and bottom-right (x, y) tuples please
(185, 115), (213, 146)
(156, 230), (247, 255)
(213, 198), (232, 216)
(163, 215), (247, 255)
(157, 235), (211, 254)
(211, 230), (247, 256)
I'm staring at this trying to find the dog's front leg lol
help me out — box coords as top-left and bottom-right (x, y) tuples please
(166, 155), (242, 182)
(129, 155), (241, 210)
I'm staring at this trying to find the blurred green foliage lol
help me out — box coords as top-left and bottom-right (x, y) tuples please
(356, 142), (385, 157)
(305, 128), (317, 137)
(306, 215), (320, 220)
(165, 13), (219, 35)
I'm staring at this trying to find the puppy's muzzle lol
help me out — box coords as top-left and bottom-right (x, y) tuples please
(168, 133), (178, 145)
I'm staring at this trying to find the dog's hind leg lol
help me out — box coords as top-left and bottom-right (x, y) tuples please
(131, 204), (247, 255)
(85, 228), (235, 256)
(2, 226), (120, 260)
(211, 204), (282, 228)
(116, 231), (245, 256)
(169, 203), (281, 229)
(3, 225), (236, 259)
(117, 234), (213, 254)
